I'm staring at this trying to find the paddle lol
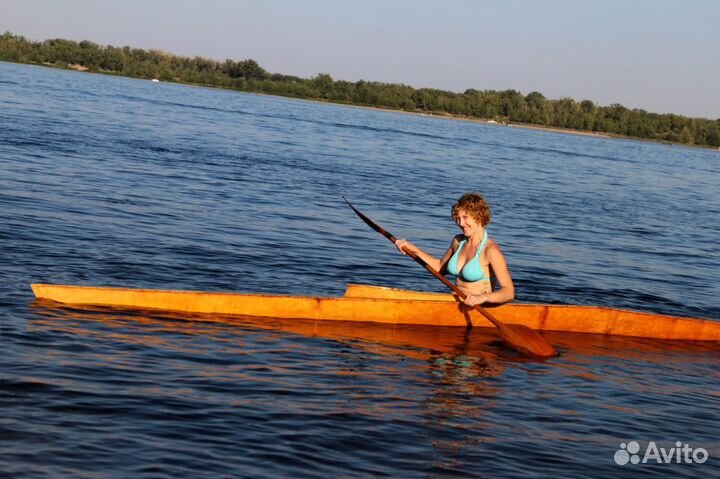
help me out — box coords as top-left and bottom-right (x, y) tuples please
(343, 197), (558, 359)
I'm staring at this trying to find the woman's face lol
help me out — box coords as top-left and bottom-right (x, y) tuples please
(455, 208), (481, 236)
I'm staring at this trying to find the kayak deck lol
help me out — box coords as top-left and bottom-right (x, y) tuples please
(30, 283), (720, 341)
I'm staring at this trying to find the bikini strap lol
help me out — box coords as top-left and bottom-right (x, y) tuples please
(476, 230), (488, 257)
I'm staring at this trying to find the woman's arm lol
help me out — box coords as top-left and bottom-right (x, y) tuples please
(395, 238), (457, 274)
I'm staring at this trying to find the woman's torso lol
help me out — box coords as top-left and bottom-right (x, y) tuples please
(447, 232), (493, 295)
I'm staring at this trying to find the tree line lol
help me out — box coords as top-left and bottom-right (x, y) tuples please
(2, 32), (719, 148)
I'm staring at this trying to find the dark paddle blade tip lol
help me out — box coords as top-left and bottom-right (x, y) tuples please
(499, 323), (559, 358)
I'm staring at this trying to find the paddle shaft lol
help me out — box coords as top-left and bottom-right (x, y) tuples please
(343, 197), (503, 329)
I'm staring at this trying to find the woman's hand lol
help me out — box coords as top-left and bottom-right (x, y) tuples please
(394, 239), (414, 255)
(463, 294), (489, 307)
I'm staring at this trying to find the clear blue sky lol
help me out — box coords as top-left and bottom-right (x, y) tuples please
(3, 0), (719, 119)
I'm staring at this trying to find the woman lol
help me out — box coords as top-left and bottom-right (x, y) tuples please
(395, 192), (514, 307)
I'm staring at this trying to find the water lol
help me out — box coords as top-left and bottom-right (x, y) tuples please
(1, 61), (719, 478)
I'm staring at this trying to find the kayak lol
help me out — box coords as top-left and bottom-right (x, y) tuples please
(30, 283), (720, 341)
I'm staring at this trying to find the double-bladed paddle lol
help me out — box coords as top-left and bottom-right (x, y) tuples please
(344, 197), (558, 359)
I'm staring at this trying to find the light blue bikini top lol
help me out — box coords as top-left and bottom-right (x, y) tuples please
(446, 231), (489, 282)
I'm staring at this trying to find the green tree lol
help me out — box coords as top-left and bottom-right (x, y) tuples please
(311, 73), (334, 98)
(524, 91), (548, 124)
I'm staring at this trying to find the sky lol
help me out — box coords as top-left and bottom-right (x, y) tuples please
(2, 0), (719, 119)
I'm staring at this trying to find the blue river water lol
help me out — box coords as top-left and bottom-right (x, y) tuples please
(1, 61), (719, 478)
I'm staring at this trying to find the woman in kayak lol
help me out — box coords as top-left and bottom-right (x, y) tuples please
(394, 192), (514, 307)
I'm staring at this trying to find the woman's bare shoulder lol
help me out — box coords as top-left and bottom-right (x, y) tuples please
(451, 234), (465, 246)
(486, 239), (506, 258)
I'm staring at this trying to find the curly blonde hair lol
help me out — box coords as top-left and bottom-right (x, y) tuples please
(451, 192), (492, 226)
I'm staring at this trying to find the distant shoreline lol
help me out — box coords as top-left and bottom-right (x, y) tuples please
(283, 96), (720, 150)
(10, 60), (720, 151)
(358, 104), (613, 139)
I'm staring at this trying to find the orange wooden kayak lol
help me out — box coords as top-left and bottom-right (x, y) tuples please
(30, 283), (720, 341)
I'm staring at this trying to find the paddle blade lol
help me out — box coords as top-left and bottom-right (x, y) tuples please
(496, 322), (558, 358)
(343, 197), (397, 242)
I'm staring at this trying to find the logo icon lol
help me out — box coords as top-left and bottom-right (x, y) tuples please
(614, 441), (641, 465)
